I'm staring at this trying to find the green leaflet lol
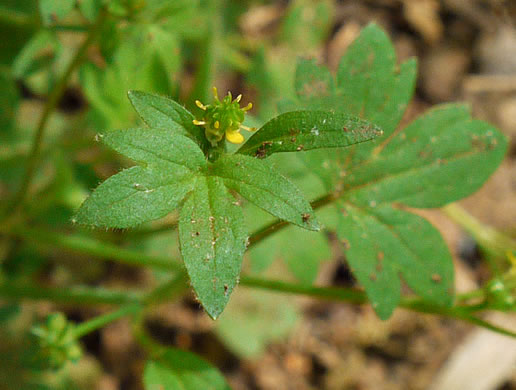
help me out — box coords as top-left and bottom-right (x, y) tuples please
(178, 176), (247, 319)
(128, 90), (209, 151)
(336, 204), (454, 320)
(143, 349), (231, 390)
(237, 110), (382, 158)
(75, 166), (195, 228)
(336, 24), (417, 139)
(341, 105), (508, 208)
(290, 23), (417, 163)
(99, 127), (206, 171)
(75, 128), (205, 228)
(211, 154), (319, 231)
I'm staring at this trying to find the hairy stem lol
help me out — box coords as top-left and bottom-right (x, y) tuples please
(73, 304), (142, 339)
(0, 282), (142, 305)
(3, 225), (181, 271)
(248, 191), (337, 247)
(443, 204), (516, 260)
(240, 276), (516, 337)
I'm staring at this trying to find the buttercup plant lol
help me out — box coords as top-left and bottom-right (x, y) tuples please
(75, 86), (381, 318)
(1, 0), (515, 386)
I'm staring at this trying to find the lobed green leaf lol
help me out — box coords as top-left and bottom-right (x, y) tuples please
(179, 176), (247, 319)
(75, 166), (196, 228)
(237, 110), (382, 158)
(212, 154), (319, 231)
(336, 24), (417, 139)
(292, 23), (507, 319)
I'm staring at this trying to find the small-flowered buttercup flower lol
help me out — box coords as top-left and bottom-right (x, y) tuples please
(193, 87), (256, 146)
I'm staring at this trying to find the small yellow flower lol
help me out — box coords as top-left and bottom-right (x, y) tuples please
(193, 87), (255, 146)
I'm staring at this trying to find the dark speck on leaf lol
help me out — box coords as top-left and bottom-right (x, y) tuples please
(431, 274), (442, 283)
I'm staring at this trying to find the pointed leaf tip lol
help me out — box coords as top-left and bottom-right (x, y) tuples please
(179, 177), (247, 319)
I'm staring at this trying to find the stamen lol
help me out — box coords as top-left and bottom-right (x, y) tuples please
(228, 91), (232, 100)
(240, 125), (257, 132)
(195, 100), (207, 110)
(243, 102), (253, 111)
(193, 119), (206, 126)
(212, 86), (219, 100)
(214, 121), (220, 129)
(235, 94), (242, 103)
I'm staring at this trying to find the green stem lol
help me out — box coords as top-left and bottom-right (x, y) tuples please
(248, 192), (336, 247)
(8, 9), (107, 215)
(73, 274), (190, 344)
(240, 275), (367, 304)
(459, 313), (516, 338)
(443, 204), (516, 270)
(4, 225), (181, 272)
(73, 303), (142, 339)
(240, 276), (516, 337)
(0, 282), (142, 305)
(240, 276), (470, 316)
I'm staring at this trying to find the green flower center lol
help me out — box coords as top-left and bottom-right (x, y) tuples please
(193, 87), (255, 146)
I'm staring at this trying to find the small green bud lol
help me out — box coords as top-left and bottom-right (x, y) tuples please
(31, 312), (83, 370)
(486, 278), (515, 311)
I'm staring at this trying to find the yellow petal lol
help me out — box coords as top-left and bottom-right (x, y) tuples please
(226, 130), (244, 144)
